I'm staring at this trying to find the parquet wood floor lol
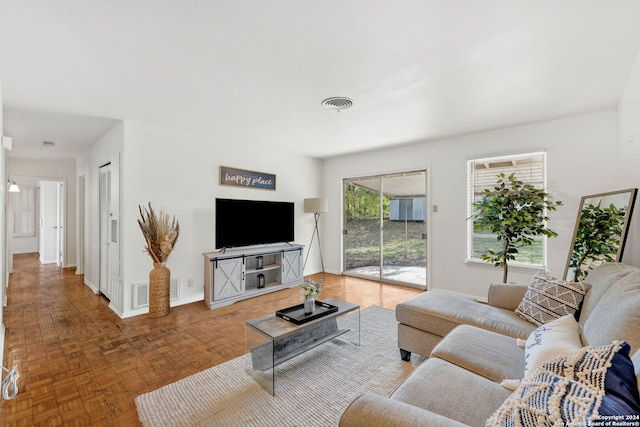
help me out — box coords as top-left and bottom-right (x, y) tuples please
(0, 253), (422, 426)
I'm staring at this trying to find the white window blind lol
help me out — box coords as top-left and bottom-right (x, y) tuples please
(466, 152), (548, 267)
(13, 185), (37, 237)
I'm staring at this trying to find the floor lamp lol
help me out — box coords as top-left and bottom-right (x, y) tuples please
(303, 198), (328, 279)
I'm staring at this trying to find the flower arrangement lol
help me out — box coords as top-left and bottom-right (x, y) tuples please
(137, 203), (180, 264)
(300, 278), (323, 301)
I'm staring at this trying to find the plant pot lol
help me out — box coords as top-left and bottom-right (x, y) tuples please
(149, 262), (170, 318)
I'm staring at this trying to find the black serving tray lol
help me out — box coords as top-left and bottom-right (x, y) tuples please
(276, 301), (339, 325)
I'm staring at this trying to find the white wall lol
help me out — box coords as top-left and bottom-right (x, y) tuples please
(76, 122), (124, 294)
(618, 47), (640, 264)
(118, 121), (323, 317)
(323, 110), (638, 299)
(0, 80), (5, 367)
(7, 158), (77, 268)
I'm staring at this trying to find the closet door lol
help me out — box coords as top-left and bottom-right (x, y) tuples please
(99, 164), (112, 299)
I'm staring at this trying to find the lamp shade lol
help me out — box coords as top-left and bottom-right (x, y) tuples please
(8, 181), (20, 193)
(304, 198), (328, 213)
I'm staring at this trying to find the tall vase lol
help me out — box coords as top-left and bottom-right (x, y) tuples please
(304, 298), (315, 315)
(149, 262), (170, 318)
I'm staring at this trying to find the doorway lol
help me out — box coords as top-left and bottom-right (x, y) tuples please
(38, 181), (66, 266)
(8, 176), (67, 270)
(343, 170), (428, 288)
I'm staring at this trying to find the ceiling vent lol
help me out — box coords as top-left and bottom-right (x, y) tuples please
(321, 97), (353, 112)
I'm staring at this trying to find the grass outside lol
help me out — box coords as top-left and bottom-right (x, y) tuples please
(345, 219), (426, 270)
(471, 235), (544, 265)
(344, 219), (544, 270)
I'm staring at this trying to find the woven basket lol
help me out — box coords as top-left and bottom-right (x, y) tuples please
(149, 262), (170, 318)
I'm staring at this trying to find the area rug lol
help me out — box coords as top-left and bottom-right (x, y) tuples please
(135, 305), (424, 426)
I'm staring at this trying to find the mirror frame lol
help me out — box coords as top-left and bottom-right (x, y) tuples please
(563, 188), (638, 281)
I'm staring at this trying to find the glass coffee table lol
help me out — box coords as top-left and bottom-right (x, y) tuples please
(245, 298), (360, 395)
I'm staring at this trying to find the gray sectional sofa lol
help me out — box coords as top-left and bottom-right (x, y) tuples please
(340, 262), (640, 426)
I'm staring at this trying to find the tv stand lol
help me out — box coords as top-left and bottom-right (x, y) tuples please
(203, 243), (304, 309)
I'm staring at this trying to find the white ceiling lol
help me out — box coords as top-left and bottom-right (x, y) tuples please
(1, 1), (640, 160)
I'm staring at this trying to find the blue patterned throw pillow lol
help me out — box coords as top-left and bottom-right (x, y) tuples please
(487, 341), (640, 427)
(599, 343), (640, 416)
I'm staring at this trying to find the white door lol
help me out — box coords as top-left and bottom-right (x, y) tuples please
(76, 176), (85, 275)
(99, 164), (112, 299)
(39, 181), (58, 264)
(108, 154), (121, 310)
(56, 182), (65, 267)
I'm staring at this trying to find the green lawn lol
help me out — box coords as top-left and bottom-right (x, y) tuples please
(469, 235), (543, 265)
(344, 219), (543, 269)
(345, 219), (426, 269)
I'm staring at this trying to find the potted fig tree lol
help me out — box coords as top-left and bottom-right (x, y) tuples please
(470, 173), (562, 283)
(567, 202), (626, 281)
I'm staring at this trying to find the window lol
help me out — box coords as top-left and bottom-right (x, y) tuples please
(466, 152), (547, 268)
(13, 185), (37, 237)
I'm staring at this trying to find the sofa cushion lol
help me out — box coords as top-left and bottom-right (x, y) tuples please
(515, 272), (591, 326)
(339, 394), (469, 427)
(487, 341), (640, 426)
(578, 262), (636, 324)
(431, 324), (525, 382)
(396, 290), (535, 340)
(487, 283), (529, 310)
(581, 267), (640, 353)
(391, 358), (510, 427)
(523, 314), (582, 377)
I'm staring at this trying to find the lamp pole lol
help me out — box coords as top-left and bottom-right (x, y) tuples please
(303, 198), (328, 280)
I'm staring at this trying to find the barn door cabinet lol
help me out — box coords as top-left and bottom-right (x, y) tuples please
(203, 244), (304, 309)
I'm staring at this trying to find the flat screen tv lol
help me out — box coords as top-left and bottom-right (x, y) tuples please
(215, 198), (295, 249)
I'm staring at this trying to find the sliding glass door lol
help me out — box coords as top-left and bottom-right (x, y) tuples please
(343, 177), (381, 277)
(343, 170), (427, 288)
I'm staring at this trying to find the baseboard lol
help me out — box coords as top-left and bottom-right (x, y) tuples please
(120, 295), (205, 319)
(84, 278), (98, 293)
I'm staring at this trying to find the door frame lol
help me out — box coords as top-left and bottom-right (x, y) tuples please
(341, 168), (431, 290)
(76, 175), (85, 275)
(7, 175), (67, 268)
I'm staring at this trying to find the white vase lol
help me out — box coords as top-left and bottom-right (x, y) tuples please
(304, 298), (315, 315)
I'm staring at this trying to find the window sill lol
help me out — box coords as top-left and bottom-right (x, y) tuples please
(465, 258), (547, 274)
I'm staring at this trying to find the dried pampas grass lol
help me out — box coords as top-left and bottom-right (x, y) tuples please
(137, 203), (180, 264)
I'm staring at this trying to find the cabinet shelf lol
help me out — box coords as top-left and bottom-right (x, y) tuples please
(203, 244), (304, 310)
(244, 281), (280, 294)
(246, 263), (280, 274)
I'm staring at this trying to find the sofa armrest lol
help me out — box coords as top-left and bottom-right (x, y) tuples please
(339, 394), (469, 427)
(487, 283), (528, 311)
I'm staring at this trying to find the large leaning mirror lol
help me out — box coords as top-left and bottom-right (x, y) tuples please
(564, 188), (638, 281)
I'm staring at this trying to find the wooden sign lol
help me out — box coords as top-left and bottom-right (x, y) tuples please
(219, 166), (276, 190)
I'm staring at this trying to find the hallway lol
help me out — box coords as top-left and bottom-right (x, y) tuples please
(0, 253), (421, 426)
